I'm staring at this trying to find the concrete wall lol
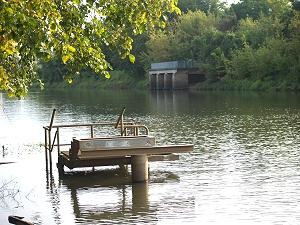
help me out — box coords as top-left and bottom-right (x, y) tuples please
(172, 69), (188, 89)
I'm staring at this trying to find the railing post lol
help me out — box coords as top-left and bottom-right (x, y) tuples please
(115, 107), (126, 136)
(57, 127), (60, 158)
(90, 125), (94, 138)
(121, 113), (125, 136)
(44, 127), (48, 169)
(48, 109), (56, 167)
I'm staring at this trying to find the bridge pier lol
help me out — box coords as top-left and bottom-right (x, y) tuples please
(149, 70), (189, 90)
(149, 69), (181, 90)
(164, 73), (172, 89)
(156, 73), (164, 89)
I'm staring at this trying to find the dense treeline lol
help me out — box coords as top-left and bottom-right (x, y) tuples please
(37, 0), (300, 91)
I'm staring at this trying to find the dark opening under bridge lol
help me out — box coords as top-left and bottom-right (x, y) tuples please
(149, 61), (205, 90)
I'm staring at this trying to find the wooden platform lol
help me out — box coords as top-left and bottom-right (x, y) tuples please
(44, 108), (194, 182)
(58, 143), (193, 169)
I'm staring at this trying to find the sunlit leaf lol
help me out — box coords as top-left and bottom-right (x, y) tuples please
(62, 55), (70, 63)
(104, 71), (110, 79)
(8, 92), (14, 98)
(4, 48), (13, 55)
(6, 8), (13, 15)
(68, 45), (76, 52)
(129, 54), (135, 63)
(121, 53), (127, 59)
(174, 7), (181, 15)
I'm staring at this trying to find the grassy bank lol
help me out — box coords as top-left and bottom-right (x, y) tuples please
(196, 79), (300, 92)
(44, 70), (149, 90)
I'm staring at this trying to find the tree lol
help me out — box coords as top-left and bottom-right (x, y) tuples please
(231, 0), (270, 20)
(177, 0), (226, 15)
(0, 0), (180, 98)
(36, 57), (66, 84)
(140, 29), (172, 72)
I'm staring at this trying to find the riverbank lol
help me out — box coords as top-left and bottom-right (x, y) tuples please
(196, 79), (300, 92)
(39, 70), (300, 92)
(44, 70), (149, 90)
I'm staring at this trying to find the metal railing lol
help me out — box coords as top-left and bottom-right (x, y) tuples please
(43, 108), (149, 167)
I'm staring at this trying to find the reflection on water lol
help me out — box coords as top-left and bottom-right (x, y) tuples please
(44, 165), (181, 224)
(1, 90), (300, 224)
(56, 168), (152, 224)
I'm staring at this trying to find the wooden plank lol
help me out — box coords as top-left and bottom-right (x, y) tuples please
(148, 154), (179, 161)
(59, 152), (180, 169)
(69, 156), (132, 168)
(78, 144), (193, 159)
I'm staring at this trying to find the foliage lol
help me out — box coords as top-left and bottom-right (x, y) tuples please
(178, 0), (227, 14)
(35, 0), (300, 92)
(291, 0), (300, 11)
(231, 0), (271, 20)
(140, 29), (173, 72)
(0, 0), (180, 98)
(36, 57), (65, 84)
(235, 16), (284, 49)
(46, 70), (147, 90)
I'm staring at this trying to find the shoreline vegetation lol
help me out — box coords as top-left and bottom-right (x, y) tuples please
(40, 70), (299, 92)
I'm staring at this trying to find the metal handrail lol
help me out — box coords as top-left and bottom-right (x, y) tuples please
(43, 108), (150, 166)
(44, 122), (139, 153)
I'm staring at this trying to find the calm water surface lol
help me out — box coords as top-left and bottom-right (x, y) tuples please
(0, 89), (300, 224)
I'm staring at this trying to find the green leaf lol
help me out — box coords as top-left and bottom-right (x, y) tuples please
(50, 23), (56, 31)
(129, 54), (135, 63)
(121, 53), (127, 59)
(6, 8), (13, 15)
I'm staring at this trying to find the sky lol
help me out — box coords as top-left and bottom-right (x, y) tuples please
(222, 0), (239, 5)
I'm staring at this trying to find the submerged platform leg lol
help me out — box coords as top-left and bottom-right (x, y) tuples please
(131, 155), (148, 182)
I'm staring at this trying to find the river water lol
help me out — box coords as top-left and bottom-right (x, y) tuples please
(0, 89), (300, 224)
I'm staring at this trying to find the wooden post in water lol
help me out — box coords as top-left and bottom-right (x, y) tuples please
(131, 155), (148, 182)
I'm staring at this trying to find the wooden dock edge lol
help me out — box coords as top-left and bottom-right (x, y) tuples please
(58, 153), (180, 169)
(76, 144), (193, 159)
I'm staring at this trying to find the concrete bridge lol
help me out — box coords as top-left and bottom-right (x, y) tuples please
(149, 61), (205, 90)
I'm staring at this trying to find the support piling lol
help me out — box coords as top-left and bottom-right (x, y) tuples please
(131, 155), (148, 182)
